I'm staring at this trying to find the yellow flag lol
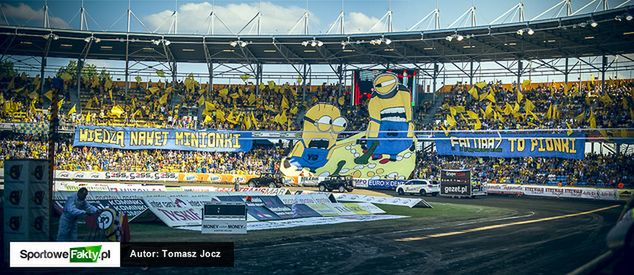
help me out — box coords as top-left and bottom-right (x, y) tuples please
(229, 91), (240, 99)
(524, 99), (535, 113)
(135, 75), (142, 82)
(44, 90), (53, 101)
(30, 99), (37, 115)
(468, 87), (479, 100)
(475, 81), (486, 89)
(105, 78), (112, 90)
(503, 103), (513, 115)
(158, 93), (168, 105)
(156, 70), (165, 77)
(110, 105), (124, 118)
(226, 111), (236, 124)
(205, 101), (215, 111)
(203, 115), (213, 124)
(497, 111), (505, 123)
(131, 109), (142, 119)
(279, 110), (287, 125)
(474, 117), (481, 130)
(466, 110), (478, 119)
(337, 96), (345, 106)
(33, 75), (41, 90)
(546, 104), (553, 119)
(513, 102), (520, 114)
(219, 88), (229, 97)
(91, 75), (100, 88)
(57, 98), (64, 111)
(485, 91), (496, 103)
(290, 106), (298, 115)
(485, 103), (493, 118)
(517, 91), (524, 103)
(197, 95), (205, 106)
(449, 106), (457, 117)
(446, 114), (456, 127)
(216, 109), (226, 122)
(575, 111), (585, 124)
(27, 91), (38, 100)
(268, 80), (276, 89)
(455, 106), (465, 113)
(109, 89), (113, 101)
(600, 93), (612, 105)
(60, 72), (72, 82)
(566, 122), (573, 136)
(243, 113), (251, 129)
(7, 77), (15, 89)
(478, 91), (488, 101)
(522, 79), (531, 90)
(440, 125), (450, 136)
(67, 104), (76, 116)
(251, 112), (259, 129)
(148, 87), (159, 94)
(526, 110), (539, 121)
(588, 110), (596, 128)
(248, 93), (256, 105)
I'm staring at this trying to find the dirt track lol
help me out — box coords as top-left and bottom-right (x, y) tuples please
(217, 195), (622, 275)
(2, 193), (623, 275)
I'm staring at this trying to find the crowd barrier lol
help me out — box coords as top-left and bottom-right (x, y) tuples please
(53, 191), (401, 229)
(298, 176), (402, 190)
(53, 180), (291, 195)
(485, 184), (633, 201)
(9, 169), (632, 202)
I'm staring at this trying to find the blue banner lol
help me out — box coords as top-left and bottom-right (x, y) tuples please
(368, 179), (406, 190)
(434, 132), (585, 159)
(73, 126), (253, 152)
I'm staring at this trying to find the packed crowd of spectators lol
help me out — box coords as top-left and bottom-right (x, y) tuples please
(2, 68), (633, 188)
(0, 135), (284, 175)
(413, 151), (633, 188)
(434, 80), (634, 131)
(1, 133), (631, 188)
(0, 72), (351, 132)
(3, 71), (633, 134)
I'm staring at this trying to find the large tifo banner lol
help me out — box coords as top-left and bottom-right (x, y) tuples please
(73, 126), (252, 152)
(434, 133), (585, 159)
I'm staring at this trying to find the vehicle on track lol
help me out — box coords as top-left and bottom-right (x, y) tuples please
(246, 172), (284, 188)
(396, 179), (440, 196)
(318, 176), (354, 192)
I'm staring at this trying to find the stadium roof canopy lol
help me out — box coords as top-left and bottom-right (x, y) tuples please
(1, 6), (633, 65)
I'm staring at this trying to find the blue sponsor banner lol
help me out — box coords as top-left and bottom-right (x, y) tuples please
(433, 132), (585, 159)
(218, 196), (282, 221)
(290, 204), (322, 218)
(368, 179), (406, 190)
(74, 126), (252, 152)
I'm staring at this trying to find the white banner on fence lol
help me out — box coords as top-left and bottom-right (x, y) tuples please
(142, 193), (219, 227)
(179, 215), (407, 232)
(55, 171), (179, 182)
(305, 203), (355, 217)
(333, 193), (422, 208)
(278, 194), (334, 205)
(485, 184), (621, 201)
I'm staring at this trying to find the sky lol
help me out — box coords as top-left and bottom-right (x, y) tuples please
(1, 0), (632, 84)
(2, 0), (630, 34)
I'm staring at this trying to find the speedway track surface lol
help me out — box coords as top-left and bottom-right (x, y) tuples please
(4, 195), (623, 275)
